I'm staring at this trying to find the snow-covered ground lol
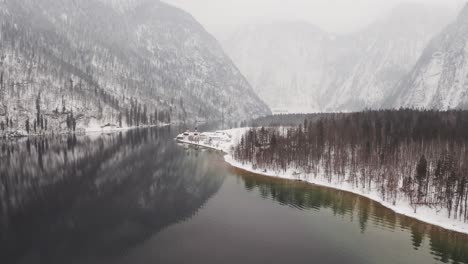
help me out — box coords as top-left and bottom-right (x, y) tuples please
(0, 123), (171, 140)
(179, 127), (468, 235)
(175, 129), (243, 152)
(85, 123), (170, 134)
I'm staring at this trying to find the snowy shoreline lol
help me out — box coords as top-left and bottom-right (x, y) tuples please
(1, 123), (171, 140)
(179, 127), (468, 235)
(84, 123), (170, 134)
(223, 155), (468, 235)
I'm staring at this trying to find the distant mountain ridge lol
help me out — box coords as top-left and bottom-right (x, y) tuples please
(324, 4), (453, 111)
(0, 0), (270, 134)
(220, 3), (457, 113)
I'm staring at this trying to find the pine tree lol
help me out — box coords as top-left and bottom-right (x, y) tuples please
(66, 114), (71, 130)
(72, 117), (76, 131)
(69, 112), (76, 131)
(36, 92), (41, 122)
(143, 105), (147, 125)
(40, 115), (44, 130)
(415, 155), (428, 202)
(62, 96), (66, 113)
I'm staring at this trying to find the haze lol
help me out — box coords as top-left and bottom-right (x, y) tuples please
(163, 0), (464, 34)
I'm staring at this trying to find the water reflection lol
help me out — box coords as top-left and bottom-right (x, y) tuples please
(234, 169), (468, 264)
(3, 127), (468, 264)
(0, 128), (224, 264)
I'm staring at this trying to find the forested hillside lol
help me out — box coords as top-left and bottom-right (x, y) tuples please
(0, 0), (269, 137)
(234, 110), (468, 222)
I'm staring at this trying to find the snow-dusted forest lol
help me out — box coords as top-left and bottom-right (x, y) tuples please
(233, 110), (468, 224)
(0, 0), (269, 138)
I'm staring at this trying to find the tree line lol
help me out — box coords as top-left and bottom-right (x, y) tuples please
(234, 110), (468, 222)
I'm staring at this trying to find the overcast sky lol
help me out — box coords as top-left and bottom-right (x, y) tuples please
(163, 0), (465, 34)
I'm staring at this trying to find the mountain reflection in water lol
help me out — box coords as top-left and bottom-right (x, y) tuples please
(1, 127), (468, 264)
(0, 128), (224, 264)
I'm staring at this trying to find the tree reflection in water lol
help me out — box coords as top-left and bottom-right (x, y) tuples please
(0, 127), (224, 264)
(3, 127), (468, 264)
(234, 169), (468, 264)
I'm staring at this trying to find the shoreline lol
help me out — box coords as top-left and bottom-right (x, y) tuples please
(222, 154), (468, 235)
(0, 123), (171, 140)
(85, 123), (170, 134)
(175, 139), (224, 152)
(174, 127), (468, 236)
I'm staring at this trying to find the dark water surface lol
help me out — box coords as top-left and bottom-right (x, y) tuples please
(1, 127), (468, 264)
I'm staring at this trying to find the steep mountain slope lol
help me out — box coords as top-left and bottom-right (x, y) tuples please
(324, 4), (453, 111)
(220, 4), (454, 113)
(0, 0), (269, 134)
(391, 4), (468, 110)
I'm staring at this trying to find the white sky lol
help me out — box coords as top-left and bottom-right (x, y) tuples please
(163, 0), (465, 34)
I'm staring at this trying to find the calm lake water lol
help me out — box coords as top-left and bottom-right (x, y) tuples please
(1, 127), (468, 264)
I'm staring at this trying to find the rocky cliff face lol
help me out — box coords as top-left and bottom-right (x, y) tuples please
(324, 4), (452, 111)
(390, 4), (468, 110)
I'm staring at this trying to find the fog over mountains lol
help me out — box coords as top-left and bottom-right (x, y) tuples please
(220, 3), (462, 113)
(391, 4), (468, 110)
(222, 22), (333, 113)
(1, 0), (467, 135)
(0, 0), (269, 134)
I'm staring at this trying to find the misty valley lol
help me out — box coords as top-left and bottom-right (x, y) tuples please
(2, 0), (468, 263)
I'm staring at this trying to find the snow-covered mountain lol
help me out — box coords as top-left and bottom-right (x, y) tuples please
(220, 4), (454, 113)
(391, 3), (468, 110)
(324, 4), (453, 111)
(0, 0), (269, 134)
